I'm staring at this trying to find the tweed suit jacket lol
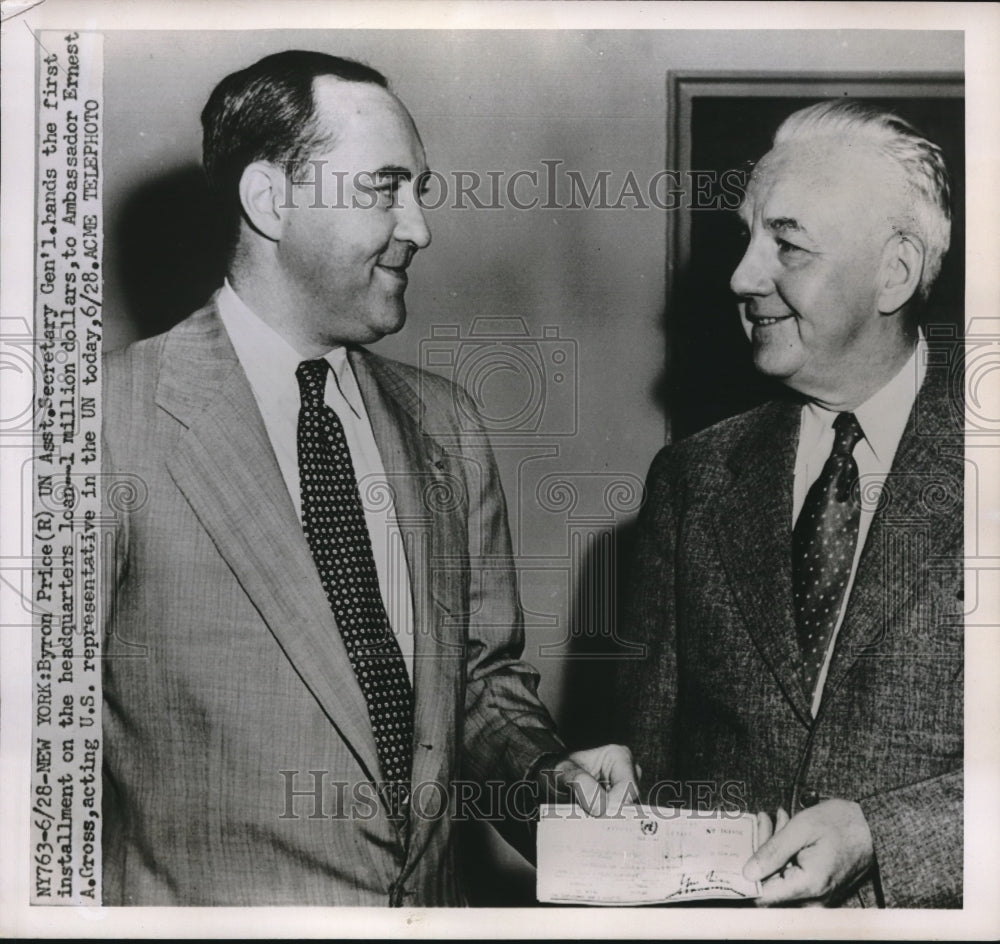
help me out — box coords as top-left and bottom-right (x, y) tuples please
(100, 298), (564, 906)
(619, 356), (963, 908)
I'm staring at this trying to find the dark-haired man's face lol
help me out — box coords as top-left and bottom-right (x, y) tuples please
(277, 78), (431, 347)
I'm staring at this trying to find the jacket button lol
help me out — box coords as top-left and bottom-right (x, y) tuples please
(800, 788), (820, 808)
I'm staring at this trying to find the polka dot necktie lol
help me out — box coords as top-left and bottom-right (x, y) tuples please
(792, 411), (865, 697)
(296, 359), (414, 816)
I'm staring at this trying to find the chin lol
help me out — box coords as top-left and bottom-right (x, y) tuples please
(752, 337), (805, 378)
(364, 306), (408, 343)
(751, 348), (784, 379)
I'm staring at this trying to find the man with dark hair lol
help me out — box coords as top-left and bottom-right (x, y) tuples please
(200, 51), (391, 251)
(102, 50), (635, 906)
(620, 100), (963, 908)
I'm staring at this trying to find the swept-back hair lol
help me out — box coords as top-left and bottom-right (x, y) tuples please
(201, 50), (388, 249)
(774, 99), (952, 301)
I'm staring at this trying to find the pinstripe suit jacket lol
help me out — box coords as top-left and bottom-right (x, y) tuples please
(101, 298), (563, 905)
(619, 355), (963, 907)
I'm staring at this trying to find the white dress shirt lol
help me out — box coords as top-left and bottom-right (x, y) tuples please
(217, 281), (416, 678)
(793, 336), (928, 715)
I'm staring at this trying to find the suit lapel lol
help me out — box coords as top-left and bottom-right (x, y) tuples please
(157, 303), (383, 782)
(712, 401), (814, 726)
(823, 365), (963, 698)
(352, 350), (466, 856)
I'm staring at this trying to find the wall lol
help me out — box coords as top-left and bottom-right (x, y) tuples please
(101, 28), (963, 900)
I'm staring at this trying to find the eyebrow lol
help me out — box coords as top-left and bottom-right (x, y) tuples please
(372, 165), (412, 179)
(764, 216), (810, 238)
(370, 164), (429, 181)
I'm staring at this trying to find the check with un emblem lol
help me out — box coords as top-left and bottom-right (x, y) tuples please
(537, 806), (761, 905)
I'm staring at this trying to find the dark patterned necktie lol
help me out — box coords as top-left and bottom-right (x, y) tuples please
(296, 358), (414, 816)
(793, 411), (865, 697)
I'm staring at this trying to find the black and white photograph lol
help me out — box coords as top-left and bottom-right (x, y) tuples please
(1, 1), (998, 938)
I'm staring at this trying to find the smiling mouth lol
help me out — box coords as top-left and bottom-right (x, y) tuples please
(376, 263), (409, 281)
(746, 309), (795, 328)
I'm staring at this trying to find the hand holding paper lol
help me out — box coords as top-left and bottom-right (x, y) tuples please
(744, 800), (874, 906)
(534, 744), (641, 815)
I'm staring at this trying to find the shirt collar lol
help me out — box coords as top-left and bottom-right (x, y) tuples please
(799, 333), (927, 465)
(852, 333), (927, 463)
(217, 280), (362, 418)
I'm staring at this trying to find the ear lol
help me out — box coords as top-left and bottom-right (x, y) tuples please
(877, 232), (924, 315)
(237, 160), (288, 243)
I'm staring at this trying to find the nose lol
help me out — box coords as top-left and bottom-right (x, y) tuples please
(393, 183), (431, 250)
(729, 236), (774, 298)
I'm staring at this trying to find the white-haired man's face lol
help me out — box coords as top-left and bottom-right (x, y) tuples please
(730, 137), (917, 409)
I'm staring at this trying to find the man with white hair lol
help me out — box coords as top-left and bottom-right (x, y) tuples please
(620, 100), (962, 907)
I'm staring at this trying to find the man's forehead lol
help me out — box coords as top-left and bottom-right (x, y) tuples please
(310, 76), (425, 163)
(312, 75), (400, 117)
(740, 138), (900, 224)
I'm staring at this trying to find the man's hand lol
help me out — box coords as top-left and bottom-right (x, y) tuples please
(744, 799), (874, 906)
(534, 745), (641, 816)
